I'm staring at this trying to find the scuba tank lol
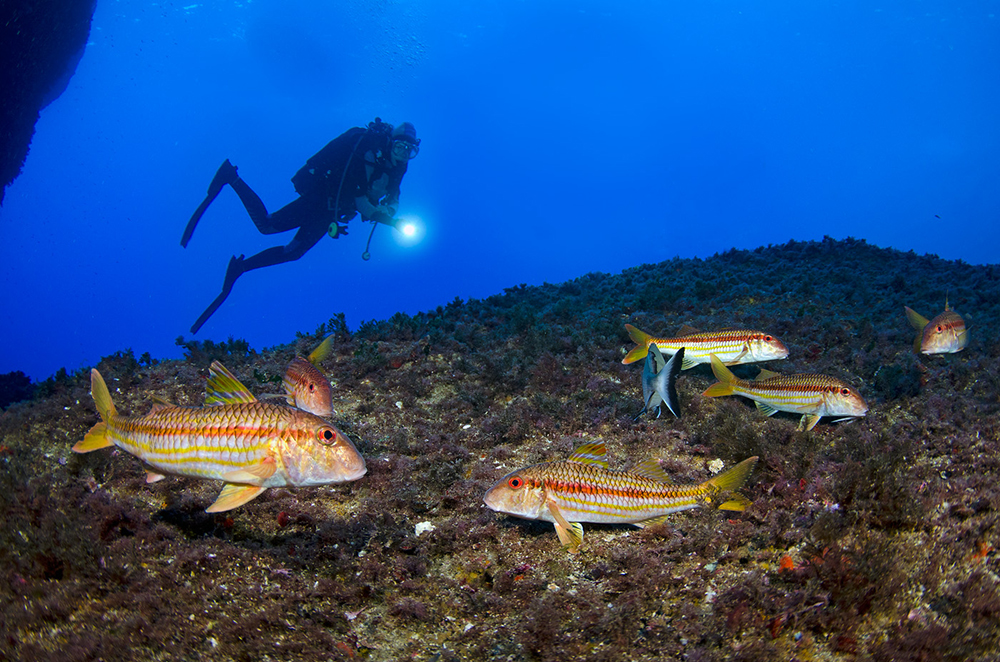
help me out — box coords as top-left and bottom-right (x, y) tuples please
(290, 118), (393, 200)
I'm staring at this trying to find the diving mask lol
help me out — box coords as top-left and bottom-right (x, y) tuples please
(391, 139), (420, 160)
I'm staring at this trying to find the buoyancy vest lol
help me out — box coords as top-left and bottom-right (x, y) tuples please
(290, 121), (402, 219)
(290, 127), (368, 199)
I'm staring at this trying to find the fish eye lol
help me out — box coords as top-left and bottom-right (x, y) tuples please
(507, 476), (524, 489)
(317, 427), (337, 445)
(764, 335), (773, 341)
(841, 388), (851, 395)
(309, 383), (316, 392)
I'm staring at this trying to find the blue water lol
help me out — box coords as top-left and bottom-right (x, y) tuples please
(1, 1), (997, 381)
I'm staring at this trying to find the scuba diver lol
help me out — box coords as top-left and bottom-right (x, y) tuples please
(182, 118), (420, 334)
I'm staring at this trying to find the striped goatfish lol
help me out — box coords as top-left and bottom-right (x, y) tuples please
(623, 324), (788, 369)
(484, 441), (757, 554)
(73, 360), (366, 512)
(702, 354), (868, 431)
(283, 335), (335, 416)
(904, 303), (968, 355)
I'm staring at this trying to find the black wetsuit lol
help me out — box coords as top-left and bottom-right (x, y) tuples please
(185, 124), (409, 333)
(233, 126), (406, 273)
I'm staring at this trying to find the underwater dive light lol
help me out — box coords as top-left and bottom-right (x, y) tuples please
(362, 215), (424, 261)
(393, 216), (424, 247)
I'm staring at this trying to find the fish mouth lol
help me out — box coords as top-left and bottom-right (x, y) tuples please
(337, 454), (368, 482)
(483, 486), (502, 512)
(288, 445), (367, 485)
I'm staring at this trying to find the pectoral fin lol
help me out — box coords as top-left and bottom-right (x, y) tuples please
(206, 484), (266, 513)
(547, 500), (583, 554)
(220, 457), (277, 485)
(729, 346), (748, 363)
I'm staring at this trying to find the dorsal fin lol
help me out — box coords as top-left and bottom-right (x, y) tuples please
(147, 394), (175, 415)
(904, 306), (929, 332)
(307, 335), (334, 365)
(631, 458), (673, 484)
(755, 368), (780, 381)
(676, 324), (701, 336)
(566, 441), (608, 469)
(205, 361), (257, 406)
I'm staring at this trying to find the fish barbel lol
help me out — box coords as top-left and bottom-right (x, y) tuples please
(702, 354), (868, 431)
(283, 335), (334, 416)
(484, 440), (757, 553)
(905, 303), (968, 355)
(72, 360), (366, 512)
(623, 324), (788, 368)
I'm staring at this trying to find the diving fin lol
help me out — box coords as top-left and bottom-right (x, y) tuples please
(181, 160), (238, 248)
(190, 255), (244, 334)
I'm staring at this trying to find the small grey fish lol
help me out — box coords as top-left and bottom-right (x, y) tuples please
(636, 346), (684, 420)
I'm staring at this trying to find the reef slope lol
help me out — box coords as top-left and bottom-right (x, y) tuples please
(2, 237), (999, 661)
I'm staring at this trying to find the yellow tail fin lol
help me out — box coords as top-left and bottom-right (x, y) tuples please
(707, 456), (758, 492)
(702, 354), (736, 397)
(904, 306), (929, 331)
(701, 456), (757, 511)
(307, 335), (334, 365)
(73, 423), (114, 452)
(72, 369), (118, 453)
(623, 324), (653, 364)
(90, 369), (117, 420)
(702, 382), (734, 397)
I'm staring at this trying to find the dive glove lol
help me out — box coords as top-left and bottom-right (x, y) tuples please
(370, 209), (395, 226)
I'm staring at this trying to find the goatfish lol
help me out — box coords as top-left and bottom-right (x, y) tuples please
(904, 303), (968, 355)
(623, 324), (788, 369)
(283, 335), (335, 416)
(636, 345), (684, 420)
(72, 360), (366, 512)
(702, 354), (868, 431)
(484, 440), (757, 554)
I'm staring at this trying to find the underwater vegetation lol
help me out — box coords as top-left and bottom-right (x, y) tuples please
(2, 237), (1000, 660)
